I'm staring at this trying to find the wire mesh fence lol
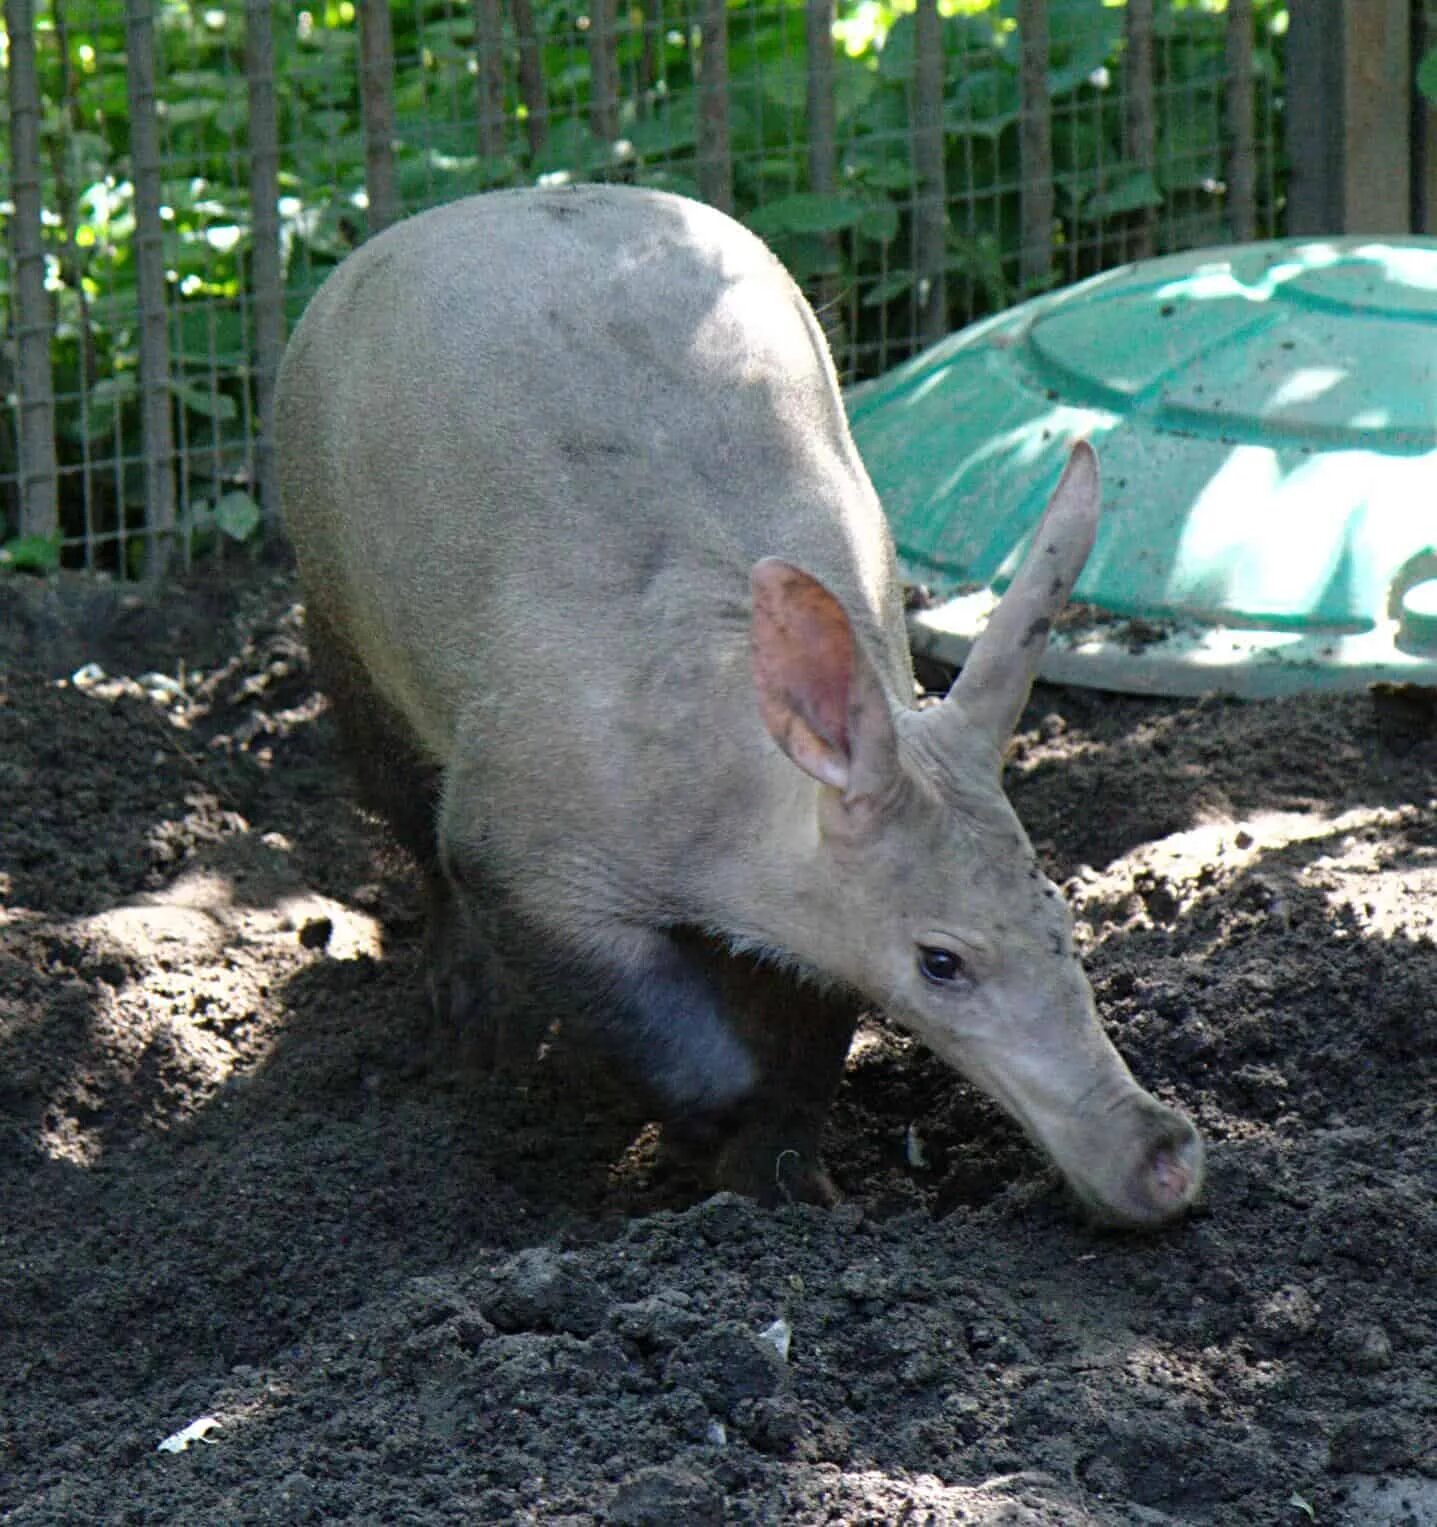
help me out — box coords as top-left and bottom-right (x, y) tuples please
(2, 0), (1288, 580)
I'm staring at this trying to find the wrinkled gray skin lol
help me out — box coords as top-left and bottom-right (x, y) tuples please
(277, 183), (1203, 1226)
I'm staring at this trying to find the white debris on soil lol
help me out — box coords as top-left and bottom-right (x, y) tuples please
(757, 1316), (792, 1363)
(156, 1415), (222, 1454)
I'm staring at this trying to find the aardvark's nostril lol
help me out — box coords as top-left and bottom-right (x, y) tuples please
(1146, 1120), (1204, 1214)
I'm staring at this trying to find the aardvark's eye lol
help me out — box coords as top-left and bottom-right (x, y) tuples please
(918, 945), (965, 984)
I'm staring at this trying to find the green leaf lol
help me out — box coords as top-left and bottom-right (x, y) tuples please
(946, 232), (1013, 309)
(1417, 47), (1437, 104)
(305, 109), (353, 142)
(626, 94), (699, 158)
(761, 68), (808, 114)
(1040, 0), (1122, 69)
(775, 232), (842, 283)
(531, 116), (615, 177)
(845, 154), (916, 192)
(948, 68), (1021, 137)
(1158, 108), (1221, 192)
(213, 491), (262, 542)
(857, 201), (900, 244)
(1081, 169), (1163, 220)
(862, 270), (914, 307)
(163, 97), (223, 128)
(215, 99), (248, 135)
(834, 59), (879, 125)
(69, 373), (138, 443)
(746, 193), (869, 237)
(164, 69), (224, 95)
(945, 14), (1007, 60)
(878, 14), (917, 81)
(1, 534), (63, 573)
(169, 379), (239, 421)
(1053, 113), (1113, 179)
(173, 304), (248, 367)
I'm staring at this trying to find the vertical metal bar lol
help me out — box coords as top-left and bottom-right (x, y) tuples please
(1124, 0), (1156, 259)
(359, 0), (399, 232)
(1018, 0), (1054, 293)
(588, 0), (620, 141)
(805, 0), (845, 371)
(805, 0), (836, 188)
(247, 0), (285, 530)
(5, 0), (60, 544)
(1343, 0), (1411, 232)
(511, 0), (550, 157)
(1289, 0), (1412, 236)
(637, 0), (660, 113)
(911, 0), (947, 348)
(1285, 2), (1342, 233)
(1411, 1), (1427, 231)
(1225, 0), (1257, 242)
(697, 0), (732, 213)
(475, 0), (507, 158)
(124, 0), (177, 579)
(50, 0), (101, 556)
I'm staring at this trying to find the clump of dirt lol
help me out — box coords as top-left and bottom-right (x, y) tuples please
(1, 562), (1434, 1525)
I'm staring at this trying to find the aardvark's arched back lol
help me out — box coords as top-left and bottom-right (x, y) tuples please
(276, 183), (1203, 1223)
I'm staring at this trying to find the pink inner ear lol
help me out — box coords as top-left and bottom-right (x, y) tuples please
(751, 561), (856, 770)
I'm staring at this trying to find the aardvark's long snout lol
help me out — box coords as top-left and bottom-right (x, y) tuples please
(955, 1037), (1205, 1229)
(1053, 1088), (1204, 1227)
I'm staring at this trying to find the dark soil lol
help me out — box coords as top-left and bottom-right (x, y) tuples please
(2, 561), (1434, 1526)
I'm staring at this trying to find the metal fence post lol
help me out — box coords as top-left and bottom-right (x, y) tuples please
(5, 0), (60, 545)
(358, 0), (399, 232)
(1124, 0), (1156, 260)
(124, 0), (178, 579)
(697, 0), (732, 214)
(1225, 0), (1258, 241)
(1018, 0), (1054, 294)
(247, 0), (284, 529)
(805, 0), (846, 368)
(1288, 0), (1412, 235)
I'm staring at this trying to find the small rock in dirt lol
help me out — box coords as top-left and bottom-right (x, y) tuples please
(964, 1319), (1026, 1364)
(733, 1393), (805, 1455)
(829, 1201), (865, 1234)
(1328, 1414), (1418, 1473)
(608, 1464), (724, 1526)
(298, 916), (333, 950)
(278, 1472), (316, 1506)
(570, 1332), (645, 1394)
(838, 1262), (892, 1305)
(899, 1347), (947, 1388)
(665, 1322), (788, 1415)
(388, 1313), (493, 1382)
(1253, 1283), (1318, 1345)
(695, 1192), (759, 1245)
(1332, 1321), (1393, 1374)
(476, 1246), (609, 1337)
(610, 1290), (705, 1352)
(654, 1385), (715, 1442)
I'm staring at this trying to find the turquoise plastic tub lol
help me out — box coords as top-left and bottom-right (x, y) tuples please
(847, 238), (1437, 696)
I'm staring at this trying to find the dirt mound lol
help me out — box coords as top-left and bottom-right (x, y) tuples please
(1, 564), (1433, 1524)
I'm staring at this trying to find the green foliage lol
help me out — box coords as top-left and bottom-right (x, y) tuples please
(1419, 47), (1437, 105)
(0, 533), (63, 574)
(183, 489), (263, 561)
(2, 0), (1288, 571)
